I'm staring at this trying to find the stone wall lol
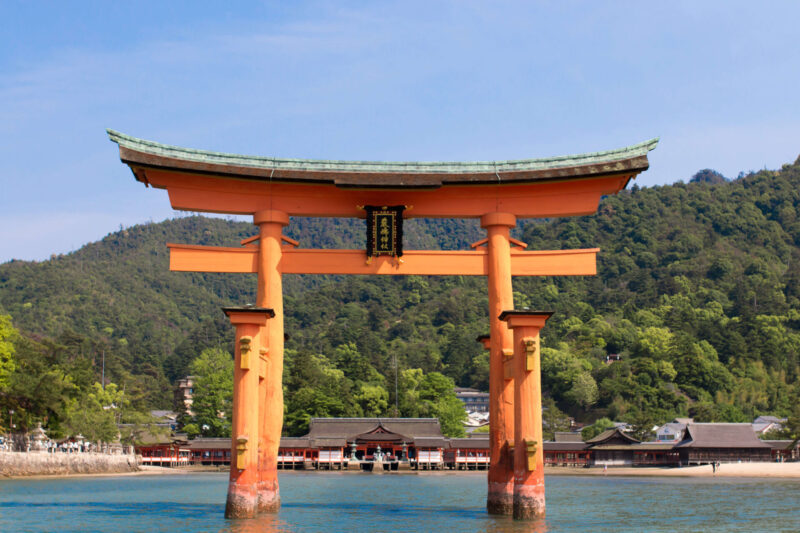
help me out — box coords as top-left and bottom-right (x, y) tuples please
(0, 451), (140, 477)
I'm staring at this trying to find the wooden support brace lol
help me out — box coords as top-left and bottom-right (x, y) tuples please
(281, 235), (299, 247)
(239, 336), (252, 369)
(509, 237), (528, 250)
(240, 235), (260, 247)
(525, 439), (538, 471)
(236, 436), (249, 470)
(523, 337), (539, 371)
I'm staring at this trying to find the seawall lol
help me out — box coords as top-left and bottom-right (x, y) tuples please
(0, 451), (140, 477)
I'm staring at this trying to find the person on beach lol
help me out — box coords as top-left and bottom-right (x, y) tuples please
(712, 462), (716, 474)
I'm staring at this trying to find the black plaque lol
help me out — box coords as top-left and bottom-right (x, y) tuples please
(365, 205), (404, 258)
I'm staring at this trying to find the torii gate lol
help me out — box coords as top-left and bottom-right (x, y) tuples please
(108, 130), (656, 519)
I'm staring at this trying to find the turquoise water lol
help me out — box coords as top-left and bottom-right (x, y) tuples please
(1, 472), (799, 532)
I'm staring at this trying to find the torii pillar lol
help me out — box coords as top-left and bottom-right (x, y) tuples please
(223, 306), (274, 519)
(254, 210), (289, 512)
(482, 212), (517, 515)
(499, 310), (552, 520)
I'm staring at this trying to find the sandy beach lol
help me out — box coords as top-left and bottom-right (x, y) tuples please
(545, 462), (800, 478)
(108, 462), (800, 480)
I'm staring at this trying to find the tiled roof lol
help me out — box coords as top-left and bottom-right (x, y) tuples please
(108, 129), (658, 189)
(586, 428), (640, 446)
(677, 423), (773, 449)
(413, 437), (450, 449)
(450, 437), (490, 449)
(185, 438), (230, 449)
(280, 437), (310, 448)
(544, 442), (588, 451)
(553, 432), (584, 443)
(305, 418), (443, 440)
(763, 440), (798, 450)
(633, 443), (678, 451)
(311, 437), (347, 447)
(754, 415), (786, 424)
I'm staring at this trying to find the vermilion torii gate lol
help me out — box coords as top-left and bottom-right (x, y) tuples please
(108, 130), (656, 519)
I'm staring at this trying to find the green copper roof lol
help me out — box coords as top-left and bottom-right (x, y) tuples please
(107, 129), (658, 176)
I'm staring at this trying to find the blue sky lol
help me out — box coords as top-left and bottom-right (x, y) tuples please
(2, 1), (799, 262)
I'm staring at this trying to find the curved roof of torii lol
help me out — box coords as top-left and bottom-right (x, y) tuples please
(108, 129), (658, 190)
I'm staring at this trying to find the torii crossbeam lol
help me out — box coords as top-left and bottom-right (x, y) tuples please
(108, 130), (657, 520)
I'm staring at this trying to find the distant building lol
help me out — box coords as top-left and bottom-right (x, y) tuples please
(763, 440), (800, 462)
(149, 410), (178, 431)
(464, 411), (489, 429)
(544, 432), (591, 467)
(133, 419), (794, 470)
(654, 418), (693, 443)
(301, 418), (444, 468)
(612, 421), (632, 433)
(676, 423), (773, 464)
(752, 415), (787, 435)
(454, 387), (489, 413)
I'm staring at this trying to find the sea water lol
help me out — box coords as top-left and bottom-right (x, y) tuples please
(1, 472), (799, 532)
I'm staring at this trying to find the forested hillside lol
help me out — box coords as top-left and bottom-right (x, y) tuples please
(1, 156), (799, 438)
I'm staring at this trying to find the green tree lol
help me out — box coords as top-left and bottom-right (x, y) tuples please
(355, 383), (388, 417)
(65, 382), (124, 443)
(785, 403), (800, 446)
(400, 371), (466, 437)
(283, 350), (362, 435)
(581, 417), (614, 441)
(5, 334), (77, 435)
(0, 315), (17, 390)
(564, 372), (599, 409)
(542, 397), (571, 440)
(184, 347), (234, 438)
(624, 409), (656, 441)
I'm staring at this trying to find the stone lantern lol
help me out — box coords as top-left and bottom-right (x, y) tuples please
(350, 441), (358, 461)
(30, 423), (47, 451)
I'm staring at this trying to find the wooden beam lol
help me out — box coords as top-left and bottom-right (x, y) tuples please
(146, 169), (631, 219)
(168, 244), (598, 276)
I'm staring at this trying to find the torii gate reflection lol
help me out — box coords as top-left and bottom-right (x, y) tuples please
(108, 130), (656, 519)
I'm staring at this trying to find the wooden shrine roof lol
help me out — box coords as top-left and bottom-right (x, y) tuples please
(279, 437), (311, 449)
(543, 441), (589, 451)
(450, 436), (490, 450)
(185, 437), (230, 449)
(413, 436), (451, 449)
(108, 129), (658, 190)
(585, 428), (640, 446)
(553, 431), (585, 443)
(676, 423), (773, 449)
(350, 423), (412, 444)
(305, 418), (444, 440)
